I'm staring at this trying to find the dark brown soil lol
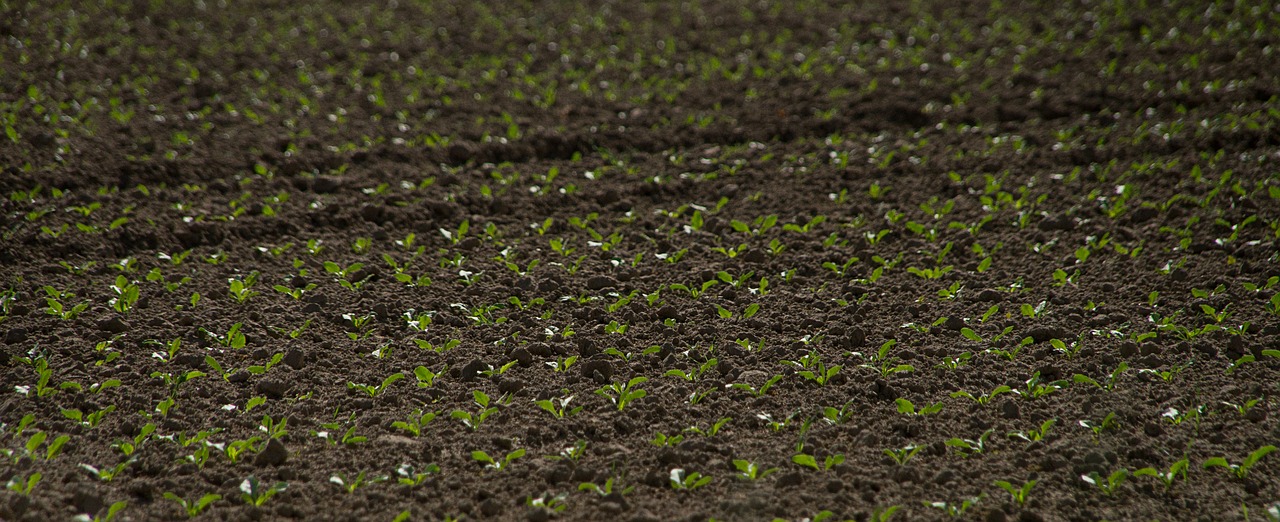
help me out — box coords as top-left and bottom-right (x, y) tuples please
(2, 1), (1279, 521)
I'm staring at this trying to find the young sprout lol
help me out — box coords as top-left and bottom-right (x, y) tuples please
(896, 398), (944, 416)
(732, 459), (779, 481)
(330, 471), (386, 493)
(451, 390), (500, 431)
(1203, 445), (1276, 479)
(1081, 469), (1129, 496)
(883, 445), (924, 466)
(239, 476), (286, 507)
(993, 479), (1036, 506)
(472, 448), (525, 471)
(595, 377), (648, 411)
(579, 476), (634, 497)
(792, 453), (844, 472)
(534, 394), (583, 419)
(923, 495), (983, 518)
(668, 468), (712, 490)
(163, 492), (221, 518)
(945, 429), (994, 458)
(1133, 458), (1189, 490)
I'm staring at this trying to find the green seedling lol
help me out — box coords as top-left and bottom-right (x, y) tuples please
(45, 294), (89, 319)
(1009, 419), (1056, 444)
(822, 402), (855, 425)
(923, 495), (983, 518)
(907, 265), (953, 280)
(77, 500), (127, 522)
(993, 479), (1036, 506)
(227, 272), (260, 303)
(61, 405), (115, 430)
(391, 409), (437, 437)
(669, 468), (713, 490)
(896, 398), (944, 416)
(239, 476), (286, 507)
(883, 445), (924, 466)
(1134, 458), (1189, 490)
(797, 356), (843, 385)
(452, 390), (500, 431)
(668, 279), (719, 298)
(6, 472), (40, 495)
(1082, 469), (1129, 496)
(312, 414), (367, 446)
(822, 256), (860, 278)
(951, 385), (1012, 406)
(685, 417), (731, 438)
(395, 463), (441, 486)
(108, 275), (140, 314)
(596, 376), (648, 411)
(1221, 397), (1264, 416)
(201, 322), (246, 349)
(936, 352), (972, 370)
(544, 440), (588, 465)
(1226, 354), (1256, 375)
(150, 369), (204, 398)
(1080, 412), (1120, 439)
(272, 281), (316, 299)
(80, 459), (133, 482)
(945, 429), (994, 458)
(651, 431), (684, 447)
(733, 459), (778, 481)
(730, 214), (778, 236)
(1203, 445), (1276, 479)
(343, 312), (376, 340)
(414, 338), (461, 353)
(163, 492), (220, 518)
(472, 448), (525, 471)
(534, 394), (583, 419)
(579, 476), (635, 497)
(347, 372), (404, 397)
(330, 471), (386, 493)
(525, 492), (569, 513)
(1015, 372), (1068, 399)
(666, 358), (718, 382)
(727, 374), (783, 397)
(792, 453), (844, 472)
(545, 355), (578, 372)
(784, 215), (826, 233)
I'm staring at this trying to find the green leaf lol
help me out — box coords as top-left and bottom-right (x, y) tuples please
(792, 454), (818, 470)
(960, 328), (982, 342)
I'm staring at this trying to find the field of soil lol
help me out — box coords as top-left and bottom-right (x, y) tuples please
(2, 1), (1279, 521)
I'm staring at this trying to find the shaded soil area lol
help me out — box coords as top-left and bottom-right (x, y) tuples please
(2, 1), (1279, 521)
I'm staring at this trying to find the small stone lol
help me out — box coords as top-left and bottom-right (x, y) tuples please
(525, 508), (551, 522)
(508, 347), (533, 366)
(579, 359), (613, 385)
(1000, 400), (1021, 419)
(774, 472), (804, 488)
(459, 359), (488, 381)
(98, 317), (131, 334)
(656, 305), (681, 321)
(943, 316), (966, 331)
(1023, 326), (1067, 343)
(480, 498), (503, 517)
(253, 438), (288, 466)
(312, 176), (342, 194)
(3, 327), (28, 344)
(255, 379), (291, 399)
(586, 276), (616, 291)
(283, 348), (305, 370)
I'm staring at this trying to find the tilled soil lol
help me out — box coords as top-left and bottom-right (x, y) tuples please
(2, 1), (1279, 521)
